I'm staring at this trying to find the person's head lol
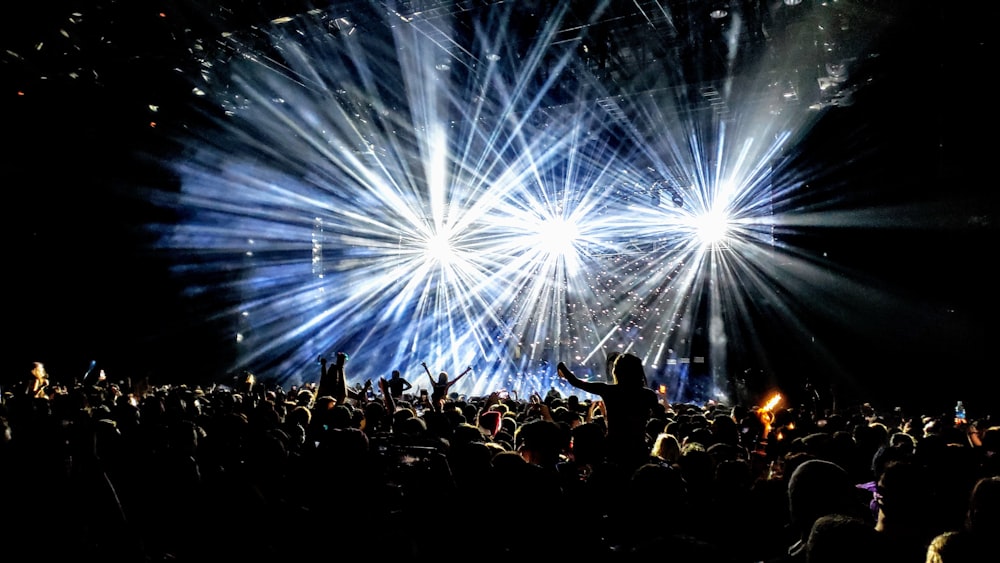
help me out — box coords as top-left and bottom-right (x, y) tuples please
(566, 394), (581, 412)
(398, 415), (427, 437)
(515, 418), (566, 467)
(923, 417), (945, 438)
(651, 432), (681, 464)
(391, 370), (401, 380)
(438, 372), (448, 384)
(967, 475), (1000, 536)
(925, 530), (976, 563)
(875, 459), (929, 534)
(295, 388), (315, 407)
(286, 405), (312, 429)
(31, 362), (48, 381)
(787, 459), (864, 540)
(626, 463), (689, 527)
(606, 351), (621, 378)
(888, 431), (917, 453)
(478, 410), (503, 438)
(611, 353), (646, 387)
(570, 421), (607, 465)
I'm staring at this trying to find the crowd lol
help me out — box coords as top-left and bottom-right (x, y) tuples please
(1, 356), (997, 563)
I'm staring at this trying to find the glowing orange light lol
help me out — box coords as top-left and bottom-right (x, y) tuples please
(754, 392), (783, 450)
(761, 393), (782, 412)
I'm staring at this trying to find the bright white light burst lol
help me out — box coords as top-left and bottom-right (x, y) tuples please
(692, 209), (732, 248)
(147, 2), (903, 404)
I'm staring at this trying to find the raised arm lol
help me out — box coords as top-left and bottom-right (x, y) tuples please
(379, 377), (395, 416)
(450, 366), (472, 386)
(556, 362), (603, 395)
(348, 379), (371, 403)
(331, 352), (349, 405)
(529, 391), (554, 422)
(315, 356), (333, 399)
(422, 362), (435, 386)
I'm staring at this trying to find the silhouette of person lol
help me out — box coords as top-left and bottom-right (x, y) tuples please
(316, 352), (367, 406)
(765, 458), (870, 563)
(557, 352), (659, 474)
(387, 369), (413, 400)
(422, 362), (470, 412)
(23, 361), (50, 398)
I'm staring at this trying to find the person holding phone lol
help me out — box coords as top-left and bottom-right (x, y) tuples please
(557, 353), (659, 475)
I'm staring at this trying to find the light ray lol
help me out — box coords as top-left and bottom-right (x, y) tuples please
(139, 1), (938, 406)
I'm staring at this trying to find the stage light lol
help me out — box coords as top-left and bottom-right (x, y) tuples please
(424, 231), (457, 266)
(696, 214), (728, 246)
(159, 5), (803, 395)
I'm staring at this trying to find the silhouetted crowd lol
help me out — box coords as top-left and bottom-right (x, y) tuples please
(1, 359), (997, 563)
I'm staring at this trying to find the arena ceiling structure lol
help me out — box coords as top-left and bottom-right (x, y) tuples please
(5, 1), (994, 410)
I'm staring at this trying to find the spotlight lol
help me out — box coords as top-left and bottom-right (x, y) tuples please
(783, 0), (803, 5)
(709, 3), (729, 19)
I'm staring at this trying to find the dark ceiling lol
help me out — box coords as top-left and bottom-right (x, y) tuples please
(3, 1), (987, 167)
(1, 1), (943, 135)
(192, 0), (905, 135)
(397, 0), (874, 108)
